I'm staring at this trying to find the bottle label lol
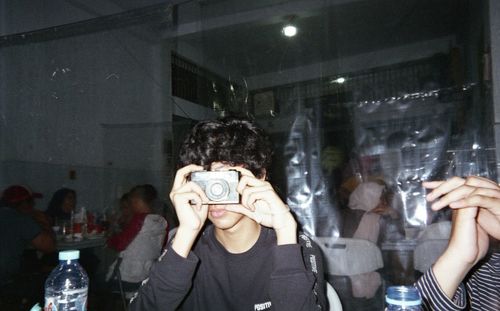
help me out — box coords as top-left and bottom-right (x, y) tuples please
(44, 287), (88, 311)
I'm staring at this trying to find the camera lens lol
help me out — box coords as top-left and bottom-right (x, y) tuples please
(206, 179), (229, 201)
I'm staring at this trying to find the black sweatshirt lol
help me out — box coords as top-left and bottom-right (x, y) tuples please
(129, 225), (327, 311)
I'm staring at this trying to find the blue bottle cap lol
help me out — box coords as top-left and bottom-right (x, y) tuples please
(59, 250), (80, 261)
(386, 286), (422, 307)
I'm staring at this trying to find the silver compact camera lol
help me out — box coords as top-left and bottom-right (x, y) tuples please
(190, 170), (240, 204)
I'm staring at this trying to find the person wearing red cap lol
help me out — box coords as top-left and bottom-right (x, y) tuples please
(1, 185), (52, 231)
(0, 185), (55, 305)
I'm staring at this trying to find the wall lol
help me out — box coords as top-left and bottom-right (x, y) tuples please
(0, 21), (170, 211)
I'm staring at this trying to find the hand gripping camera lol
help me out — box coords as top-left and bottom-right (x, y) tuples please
(190, 170), (240, 204)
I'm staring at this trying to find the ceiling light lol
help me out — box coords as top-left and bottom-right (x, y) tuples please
(282, 25), (297, 37)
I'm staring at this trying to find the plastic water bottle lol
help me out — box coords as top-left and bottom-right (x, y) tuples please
(44, 250), (89, 311)
(385, 286), (422, 310)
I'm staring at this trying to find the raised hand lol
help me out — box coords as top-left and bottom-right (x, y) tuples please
(169, 164), (210, 257)
(223, 167), (297, 244)
(423, 176), (497, 298)
(423, 176), (500, 239)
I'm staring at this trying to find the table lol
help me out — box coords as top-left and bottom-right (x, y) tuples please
(57, 236), (107, 251)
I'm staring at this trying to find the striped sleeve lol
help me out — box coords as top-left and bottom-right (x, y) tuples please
(465, 252), (500, 310)
(416, 252), (500, 311)
(416, 267), (466, 310)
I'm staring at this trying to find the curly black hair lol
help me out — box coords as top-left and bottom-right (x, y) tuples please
(178, 117), (273, 178)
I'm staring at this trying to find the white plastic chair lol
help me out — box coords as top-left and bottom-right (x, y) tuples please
(326, 282), (343, 311)
(314, 237), (384, 276)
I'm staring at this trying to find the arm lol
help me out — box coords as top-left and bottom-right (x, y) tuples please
(415, 208), (479, 310)
(169, 165), (209, 257)
(129, 245), (200, 311)
(430, 208), (487, 299)
(129, 165), (209, 310)
(107, 213), (147, 251)
(20, 213), (55, 254)
(417, 176), (498, 308)
(415, 266), (467, 310)
(30, 209), (53, 232)
(31, 230), (56, 253)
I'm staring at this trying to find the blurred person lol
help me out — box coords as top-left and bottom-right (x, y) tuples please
(0, 185), (55, 307)
(130, 117), (327, 311)
(107, 185), (164, 251)
(44, 188), (100, 278)
(106, 185), (168, 289)
(45, 188), (77, 226)
(344, 181), (403, 244)
(142, 184), (161, 214)
(104, 193), (132, 236)
(342, 181), (404, 298)
(416, 176), (500, 310)
(142, 183), (179, 229)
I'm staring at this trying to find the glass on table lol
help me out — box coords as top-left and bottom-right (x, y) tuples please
(62, 221), (73, 241)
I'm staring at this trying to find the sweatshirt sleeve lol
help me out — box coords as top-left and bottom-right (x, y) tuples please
(107, 213), (147, 251)
(269, 243), (326, 311)
(129, 245), (199, 311)
(415, 267), (467, 311)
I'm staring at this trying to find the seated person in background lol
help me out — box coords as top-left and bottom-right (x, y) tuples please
(416, 176), (500, 310)
(343, 181), (403, 244)
(142, 184), (162, 215)
(107, 185), (168, 288)
(42, 187), (100, 274)
(108, 185), (166, 251)
(106, 192), (132, 236)
(342, 181), (404, 299)
(0, 185), (55, 305)
(130, 117), (327, 311)
(143, 183), (180, 230)
(45, 187), (77, 226)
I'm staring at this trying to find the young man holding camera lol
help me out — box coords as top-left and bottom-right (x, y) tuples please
(130, 117), (327, 311)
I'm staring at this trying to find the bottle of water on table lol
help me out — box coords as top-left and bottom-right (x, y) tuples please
(44, 250), (89, 311)
(385, 286), (422, 310)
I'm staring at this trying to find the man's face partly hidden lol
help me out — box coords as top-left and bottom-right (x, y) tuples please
(204, 162), (256, 231)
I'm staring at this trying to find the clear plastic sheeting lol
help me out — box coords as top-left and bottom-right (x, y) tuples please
(285, 81), (496, 237)
(0, 0), (498, 309)
(284, 82), (496, 308)
(285, 110), (341, 238)
(350, 90), (455, 228)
